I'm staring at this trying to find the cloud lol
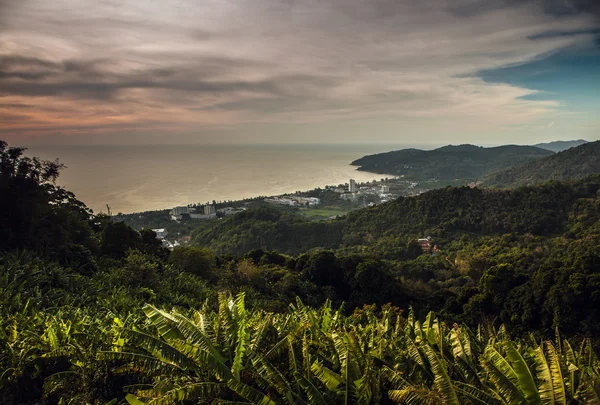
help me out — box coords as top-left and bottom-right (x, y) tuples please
(0, 0), (598, 143)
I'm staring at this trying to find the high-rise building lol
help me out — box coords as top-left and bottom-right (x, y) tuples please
(204, 205), (216, 215)
(170, 206), (191, 221)
(171, 206), (190, 216)
(349, 179), (357, 193)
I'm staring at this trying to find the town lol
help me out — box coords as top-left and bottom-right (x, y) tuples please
(116, 176), (450, 249)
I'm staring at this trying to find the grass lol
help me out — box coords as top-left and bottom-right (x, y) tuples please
(298, 206), (351, 220)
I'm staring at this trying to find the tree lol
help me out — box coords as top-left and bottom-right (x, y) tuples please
(100, 221), (141, 258)
(0, 140), (96, 267)
(169, 246), (216, 280)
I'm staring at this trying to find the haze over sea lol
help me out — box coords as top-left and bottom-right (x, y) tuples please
(27, 144), (426, 214)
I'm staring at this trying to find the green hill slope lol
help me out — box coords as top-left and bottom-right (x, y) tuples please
(350, 144), (553, 180)
(483, 140), (600, 188)
(194, 175), (600, 256)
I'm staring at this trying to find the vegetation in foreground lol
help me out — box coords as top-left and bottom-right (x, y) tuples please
(1, 139), (600, 404)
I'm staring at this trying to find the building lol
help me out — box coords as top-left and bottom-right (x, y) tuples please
(219, 207), (247, 216)
(417, 237), (431, 251)
(381, 185), (390, 193)
(190, 213), (216, 219)
(340, 192), (357, 201)
(264, 196), (320, 207)
(171, 205), (217, 221)
(264, 197), (297, 206)
(172, 206), (190, 215)
(349, 179), (357, 193)
(293, 196), (320, 206)
(151, 228), (167, 239)
(170, 206), (191, 221)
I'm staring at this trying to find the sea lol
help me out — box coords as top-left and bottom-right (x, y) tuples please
(26, 143), (424, 214)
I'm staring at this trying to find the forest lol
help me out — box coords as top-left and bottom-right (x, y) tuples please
(482, 141), (600, 188)
(1, 139), (600, 404)
(350, 144), (552, 180)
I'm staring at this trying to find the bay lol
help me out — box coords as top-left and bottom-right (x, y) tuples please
(27, 143), (422, 214)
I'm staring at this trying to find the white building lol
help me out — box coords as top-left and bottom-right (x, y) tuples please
(204, 205), (216, 215)
(349, 179), (357, 193)
(292, 196), (320, 206)
(264, 196), (320, 207)
(172, 206), (190, 215)
(219, 207), (247, 216)
(381, 185), (390, 193)
(264, 197), (297, 206)
(151, 228), (167, 239)
(170, 206), (191, 221)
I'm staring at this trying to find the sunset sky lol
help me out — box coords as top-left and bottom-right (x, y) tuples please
(1, 0), (599, 145)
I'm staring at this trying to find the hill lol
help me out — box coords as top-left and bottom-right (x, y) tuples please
(191, 206), (345, 255)
(193, 175), (600, 256)
(483, 140), (600, 188)
(350, 144), (552, 180)
(3, 139), (600, 404)
(533, 139), (588, 152)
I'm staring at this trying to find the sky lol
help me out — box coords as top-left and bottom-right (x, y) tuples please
(0, 0), (599, 146)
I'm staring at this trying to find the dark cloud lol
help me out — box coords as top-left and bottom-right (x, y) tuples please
(0, 53), (340, 103)
(0, 111), (31, 123)
(0, 103), (36, 109)
(1, 0), (598, 143)
(448, 0), (600, 20)
(0, 56), (60, 80)
(540, 0), (600, 19)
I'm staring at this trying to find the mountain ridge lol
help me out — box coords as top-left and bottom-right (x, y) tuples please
(533, 139), (588, 152)
(483, 140), (600, 188)
(351, 144), (553, 180)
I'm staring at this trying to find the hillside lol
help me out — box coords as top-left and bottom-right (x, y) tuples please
(3, 140), (600, 404)
(192, 206), (345, 255)
(533, 139), (588, 152)
(350, 144), (552, 180)
(193, 175), (600, 256)
(483, 140), (600, 188)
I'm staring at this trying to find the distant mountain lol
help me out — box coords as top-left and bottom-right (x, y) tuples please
(533, 139), (588, 152)
(351, 144), (553, 181)
(483, 141), (600, 188)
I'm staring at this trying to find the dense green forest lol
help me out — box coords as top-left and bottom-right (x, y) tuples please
(483, 141), (600, 188)
(350, 144), (552, 180)
(1, 139), (600, 404)
(193, 177), (600, 257)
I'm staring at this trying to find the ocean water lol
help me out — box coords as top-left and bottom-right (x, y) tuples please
(27, 144), (416, 214)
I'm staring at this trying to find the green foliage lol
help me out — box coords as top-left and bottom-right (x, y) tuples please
(169, 246), (216, 279)
(484, 141), (600, 188)
(193, 177), (600, 259)
(0, 141), (97, 269)
(2, 139), (600, 404)
(192, 206), (344, 255)
(108, 298), (600, 405)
